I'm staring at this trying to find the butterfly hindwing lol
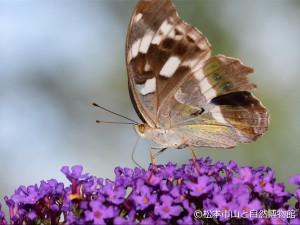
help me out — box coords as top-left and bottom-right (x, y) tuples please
(160, 56), (268, 148)
(164, 55), (257, 124)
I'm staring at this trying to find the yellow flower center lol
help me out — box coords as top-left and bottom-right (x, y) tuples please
(197, 187), (203, 192)
(177, 178), (182, 185)
(69, 193), (81, 200)
(163, 207), (169, 213)
(94, 212), (101, 218)
(221, 207), (228, 212)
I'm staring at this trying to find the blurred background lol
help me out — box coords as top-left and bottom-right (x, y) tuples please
(1, 0), (300, 215)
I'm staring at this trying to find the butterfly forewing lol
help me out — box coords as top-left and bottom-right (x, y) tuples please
(126, 0), (211, 127)
(127, 0), (269, 149)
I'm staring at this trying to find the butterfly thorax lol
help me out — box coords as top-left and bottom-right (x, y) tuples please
(133, 124), (187, 149)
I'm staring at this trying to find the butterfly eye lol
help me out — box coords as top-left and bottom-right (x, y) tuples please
(138, 124), (145, 134)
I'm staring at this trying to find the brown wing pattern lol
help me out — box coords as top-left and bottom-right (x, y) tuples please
(126, 0), (211, 127)
(161, 55), (269, 147)
(165, 55), (257, 124)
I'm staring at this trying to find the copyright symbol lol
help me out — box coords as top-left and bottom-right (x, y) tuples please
(194, 210), (202, 219)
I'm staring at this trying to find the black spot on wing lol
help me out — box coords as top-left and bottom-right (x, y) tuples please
(186, 35), (195, 43)
(210, 91), (259, 107)
(174, 44), (188, 55)
(130, 53), (155, 84)
(193, 45), (201, 53)
(174, 28), (183, 36)
(162, 38), (176, 49)
(190, 108), (205, 116)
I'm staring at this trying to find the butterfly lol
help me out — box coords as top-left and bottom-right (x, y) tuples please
(126, 0), (269, 160)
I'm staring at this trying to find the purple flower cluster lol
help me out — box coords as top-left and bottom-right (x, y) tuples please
(1, 158), (300, 224)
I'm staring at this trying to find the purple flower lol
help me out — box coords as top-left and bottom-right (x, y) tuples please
(236, 189), (262, 219)
(131, 185), (157, 210)
(61, 165), (89, 182)
(80, 201), (88, 210)
(50, 204), (60, 212)
(170, 186), (187, 204)
(114, 210), (136, 225)
(82, 176), (101, 194)
(226, 160), (239, 173)
(2, 159), (300, 224)
(186, 175), (213, 196)
(161, 162), (178, 180)
(207, 161), (224, 182)
(85, 200), (115, 224)
(101, 181), (126, 205)
(114, 216), (137, 225)
(4, 196), (17, 221)
(291, 174), (300, 186)
(154, 195), (181, 219)
(253, 170), (274, 193)
(177, 201), (196, 225)
(27, 211), (37, 220)
(290, 218), (300, 224)
(0, 203), (7, 225)
(294, 189), (300, 200)
(273, 183), (291, 203)
(114, 167), (134, 188)
(234, 167), (253, 184)
(211, 192), (238, 213)
(144, 170), (163, 186)
(22, 185), (41, 205)
(270, 217), (287, 225)
(140, 217), (156, 225)
(65, 212), (83, 224)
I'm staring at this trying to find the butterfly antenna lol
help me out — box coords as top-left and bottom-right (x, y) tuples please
(96, 120), (136, 125)
(131, 136), (143, 169)
(92, 103), (138, 125)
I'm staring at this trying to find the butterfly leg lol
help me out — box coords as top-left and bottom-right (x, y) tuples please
(148, 146), (167, 181)
(149, 146), (155, 166)
(149, 146), (167, 165)
(153, 147), (167, 158)
(148, 146), (156, 182)
(188, 145), (201, 174)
